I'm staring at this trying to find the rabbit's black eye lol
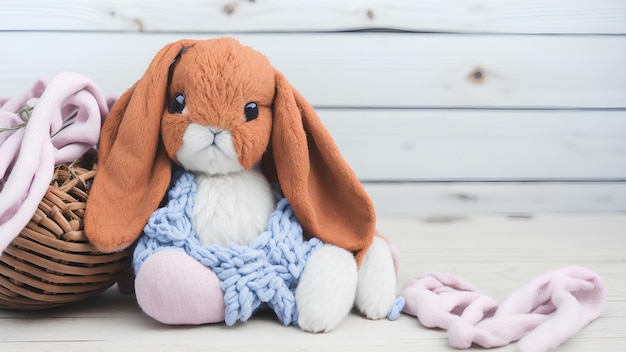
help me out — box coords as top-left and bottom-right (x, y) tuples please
(169, 93), (186, 114)
(244, 102), (258, 122)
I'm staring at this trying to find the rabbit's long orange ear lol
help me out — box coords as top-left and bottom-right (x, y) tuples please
(85, 40), (194, 253)
(268, 72), (376, 265)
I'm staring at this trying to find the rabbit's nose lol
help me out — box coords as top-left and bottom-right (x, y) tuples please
(208, 126), (224, 135)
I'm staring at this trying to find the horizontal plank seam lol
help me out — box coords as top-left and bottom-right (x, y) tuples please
(314, 107), (626, 112)
(361, 180), (626, 184)
(1, 29), (626, 37)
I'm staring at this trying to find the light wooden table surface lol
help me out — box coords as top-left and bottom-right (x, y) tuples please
(1, 214), (624, 351)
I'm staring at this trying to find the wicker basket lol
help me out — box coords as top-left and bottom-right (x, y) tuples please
(0, 158), (132, 310)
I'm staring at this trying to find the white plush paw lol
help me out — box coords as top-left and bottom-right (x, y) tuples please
(296, 244), (358, 333)
(354, 237), (397, 320)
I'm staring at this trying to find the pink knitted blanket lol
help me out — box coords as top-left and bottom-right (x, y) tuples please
(0, 72), (109, 254)
(400, 266), (606, 351)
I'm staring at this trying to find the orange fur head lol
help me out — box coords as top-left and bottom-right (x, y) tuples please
(85, 38), (375, 263)
(161, 39), (275, 170)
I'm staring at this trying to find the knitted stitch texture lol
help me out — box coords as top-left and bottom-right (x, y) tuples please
(134, 171), (322, 326)
(134, 171), (405, 326)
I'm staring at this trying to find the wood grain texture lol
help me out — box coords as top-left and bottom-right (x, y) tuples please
(1, 3), (625, 214)
(1, 0), (625, 34)
(0, 215), (624, 351)
(365, 182), (626, 215)
(1, 31), (624, 213)
(1, 32), (625, 109)
(320, 110), (626, 181)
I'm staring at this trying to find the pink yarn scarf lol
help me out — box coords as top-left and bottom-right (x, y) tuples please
(400, 266), (606, 351)
(0, 71), (109, 254)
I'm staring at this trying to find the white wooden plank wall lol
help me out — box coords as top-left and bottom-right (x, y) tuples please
(1, 0), (625, 215)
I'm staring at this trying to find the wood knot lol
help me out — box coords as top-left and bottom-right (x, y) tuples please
(468, 67), (485, 84)
(133, 18), (145, 32)
(224, 3), (237, 15)
(452, 193), (478, 202)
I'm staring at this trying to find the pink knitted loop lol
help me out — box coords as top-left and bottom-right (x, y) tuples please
(400, 266), (606, 352)
(0, 72), (109, 254)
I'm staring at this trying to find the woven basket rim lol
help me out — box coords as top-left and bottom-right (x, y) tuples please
(0, 157), (132, 310)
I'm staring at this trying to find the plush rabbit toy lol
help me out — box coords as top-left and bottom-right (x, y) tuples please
(84, 38), (398, 332)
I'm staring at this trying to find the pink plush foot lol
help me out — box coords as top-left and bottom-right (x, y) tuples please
(135, 250), (226, 325)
